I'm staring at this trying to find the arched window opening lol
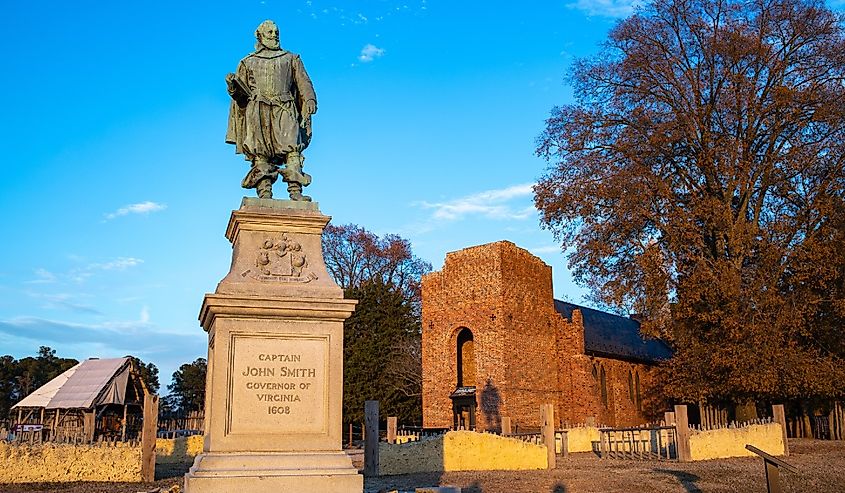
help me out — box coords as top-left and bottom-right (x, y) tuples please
(600, 366), (608, 408)
(456, 328), (476, 388)
(635, 371), (642, 411)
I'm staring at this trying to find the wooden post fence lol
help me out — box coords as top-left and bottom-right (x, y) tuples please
(141, 394), (159, 482)
(387, 416), (397, 444)
(541, 403), (555, 469)
(674, 405), (691, 462)
(772, 404), (789, 456)
(364, 400), (379, 476)
(501, 416), (512, 435)
(746, 444), (798, 493)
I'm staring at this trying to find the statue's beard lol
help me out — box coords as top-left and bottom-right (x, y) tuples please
(260, 38), (280, 50)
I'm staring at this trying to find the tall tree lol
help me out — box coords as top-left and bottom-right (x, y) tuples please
(16, 347), (77, 401)
(323, 224), (431, 314)
(322, 224), (430, 423)
(0, 347), (77, 420)
(342, 279), (422, 424)
(167, 358), (207, 415)
(535, 0), (845, 403)
(127, 356), (160, 394)
(0, 355), (19, 420)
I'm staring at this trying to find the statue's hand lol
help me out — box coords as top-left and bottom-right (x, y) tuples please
(225, 74), (236, 92)
(303, 100), (317, 116)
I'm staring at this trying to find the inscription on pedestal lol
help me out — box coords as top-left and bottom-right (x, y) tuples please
(227, 334), (328, 435)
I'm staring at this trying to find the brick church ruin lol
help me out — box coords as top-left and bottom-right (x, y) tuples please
(421, 241), (672, 431)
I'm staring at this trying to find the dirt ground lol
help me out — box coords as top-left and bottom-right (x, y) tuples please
(1, 439), (842, 493)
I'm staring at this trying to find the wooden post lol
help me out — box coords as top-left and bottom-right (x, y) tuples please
(348, 422), (353, 448)
(141, 394), (159, 482)
(501, 416), (512, 435)
(746, 445), (797, 493)
(541, 403), (555, 469)
(561, 430), (569, 457)
(387, 416), (397, 444)
(665, 411), (676, 426)
(364, 400), (379, 476)
(599, 430), (606, 459)
(83, 411), (96, 443)
(121, 404), (128, 442)
(674, 405), (691, 462)
(772, 404), (789, 456)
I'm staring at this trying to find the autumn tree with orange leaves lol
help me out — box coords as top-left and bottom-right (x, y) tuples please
(322, 224), (431, 423)
(535, 0), (845, 405)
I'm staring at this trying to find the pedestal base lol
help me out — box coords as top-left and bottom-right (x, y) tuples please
(184, 451), (362, 493)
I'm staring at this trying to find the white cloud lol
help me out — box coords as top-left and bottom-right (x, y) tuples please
(567, 0), (642, 18)
(26, 268), (57, 284)
(90, 257), (144, 271)
(104, 201), (167, 220)
(417, 183), (537, 222)
(68, 257), (144, 283)
(530, 245), (563, 255)
(140, 306), (150, 324)
(0, 315), (197, 349)
(359, 43), (385, 62)
(25, 291), (102, 315)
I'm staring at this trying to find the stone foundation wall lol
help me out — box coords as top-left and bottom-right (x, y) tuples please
(379, 431), (547, 475)
(689, 423), (785, 461)
(0, 442), (141, 483)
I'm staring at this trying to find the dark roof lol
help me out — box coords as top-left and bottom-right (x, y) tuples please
(450, 387), (476, 398)
(554, 300), (672, 364)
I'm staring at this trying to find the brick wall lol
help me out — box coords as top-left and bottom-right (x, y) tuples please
(422, 241), (657, 430)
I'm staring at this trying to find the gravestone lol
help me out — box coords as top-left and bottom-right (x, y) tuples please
(183, 198), (362, 492)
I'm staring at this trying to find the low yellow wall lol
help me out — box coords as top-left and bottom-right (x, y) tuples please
(562, 427), (601, 453)
(155, 435), (204, 464)
(0, 442), (141, 483)
(689, 423), (784, 461)
(379, 431), (547, 475)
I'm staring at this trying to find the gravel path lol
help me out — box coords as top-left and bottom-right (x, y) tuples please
(1, 439), (841, 492)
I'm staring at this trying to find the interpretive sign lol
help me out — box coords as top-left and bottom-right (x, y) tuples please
(227, 333), (328, 435)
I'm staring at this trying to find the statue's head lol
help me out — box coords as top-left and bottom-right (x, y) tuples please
(255, 20), (280, 51)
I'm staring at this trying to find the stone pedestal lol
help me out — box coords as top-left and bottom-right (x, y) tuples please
(184, 198), (362, 493)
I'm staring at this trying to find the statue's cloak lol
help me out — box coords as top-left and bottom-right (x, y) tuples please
(226, 49), (316, 161)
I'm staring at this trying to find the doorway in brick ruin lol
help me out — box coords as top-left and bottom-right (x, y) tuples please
(451, 327), (477, 430)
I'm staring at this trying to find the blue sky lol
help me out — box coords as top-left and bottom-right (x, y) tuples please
(0, 1), (641, 388)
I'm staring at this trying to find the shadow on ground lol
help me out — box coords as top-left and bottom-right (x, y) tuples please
(654, 469), (702, 493)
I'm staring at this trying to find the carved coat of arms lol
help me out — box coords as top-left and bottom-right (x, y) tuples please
(242, 233), (318, 282)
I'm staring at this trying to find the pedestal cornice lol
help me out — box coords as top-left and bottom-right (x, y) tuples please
(226, 208), (330, 245)
(199, 293), (357, 330)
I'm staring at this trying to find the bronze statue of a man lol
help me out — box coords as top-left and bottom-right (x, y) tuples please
(226, 20), (317, 201)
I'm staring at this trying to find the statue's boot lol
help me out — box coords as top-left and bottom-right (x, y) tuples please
(281, 152), (312, 202)
(287, 182), (311, 202)
(242, 157), (279, 199)
(256, 178), (273, 199)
